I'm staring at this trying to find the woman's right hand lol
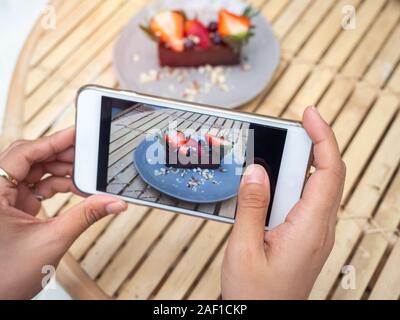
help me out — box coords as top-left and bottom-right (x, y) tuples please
(222, 106), (346, 299)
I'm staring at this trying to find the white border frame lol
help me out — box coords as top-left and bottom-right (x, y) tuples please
(74, 85), (312, 229)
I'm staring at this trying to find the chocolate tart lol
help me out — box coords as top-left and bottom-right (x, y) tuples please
(165, 143), (225, 169)
(159, 43), (241, 68)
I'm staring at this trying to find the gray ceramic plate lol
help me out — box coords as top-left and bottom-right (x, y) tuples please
(113, 0), (280, 109)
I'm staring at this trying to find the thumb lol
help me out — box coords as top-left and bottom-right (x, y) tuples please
(55, 195), (127, 246)
(231, 164), (270, 249)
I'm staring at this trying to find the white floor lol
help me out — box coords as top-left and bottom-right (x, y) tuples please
(0, 0), (72, 300)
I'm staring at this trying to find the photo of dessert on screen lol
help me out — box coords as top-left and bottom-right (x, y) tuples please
(100, 97), (287, 219)
(139, 6), (257, 67)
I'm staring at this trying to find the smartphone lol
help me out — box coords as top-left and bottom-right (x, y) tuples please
(74, 85), (312, 229)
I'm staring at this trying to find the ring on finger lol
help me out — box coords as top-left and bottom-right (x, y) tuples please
(0, 167), (19, 186)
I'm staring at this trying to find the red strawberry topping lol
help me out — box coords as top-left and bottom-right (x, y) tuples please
(218, 9), (251, 38)
(150, 11), (185, 52)
(185, 19), (211, 49)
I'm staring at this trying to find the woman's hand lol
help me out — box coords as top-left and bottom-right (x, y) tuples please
(222, 106), (346, 299)
(0, 128), (127, 299)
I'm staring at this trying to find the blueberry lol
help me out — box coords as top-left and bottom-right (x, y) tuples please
(207, 21), (218, 32)
(211, 32), (223, 45)
(184, 38), (195, 50)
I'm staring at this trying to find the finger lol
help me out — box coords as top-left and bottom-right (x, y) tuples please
(42, 147), (75, 163)
(25, 162), (73, 184)
(14, 184), (41, 215)
(54, 195), (127, 246)
(33, 176), (83, 200)
(0, 139), (29, 161)
(303, 107), (342, 170)
(0, 127), (75, 181)
(55, 147), (74, 162)
(230, 164), (270, 251)
(295, 106), (346, 221)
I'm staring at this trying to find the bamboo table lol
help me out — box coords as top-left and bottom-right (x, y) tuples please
(2, 0), (400, 300)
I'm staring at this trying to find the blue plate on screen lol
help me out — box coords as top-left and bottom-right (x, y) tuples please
(133, 136), (244, 203)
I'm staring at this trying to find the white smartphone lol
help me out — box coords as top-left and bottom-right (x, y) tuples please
(74, 85), (312, 229)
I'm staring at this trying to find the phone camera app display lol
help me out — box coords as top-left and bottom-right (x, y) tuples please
(97, 97), (287, 223)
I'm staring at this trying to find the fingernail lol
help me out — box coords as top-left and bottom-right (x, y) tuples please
(309, 106), (320, 116)
(105, 201), (127, 214)
(243, 164), (266, 185)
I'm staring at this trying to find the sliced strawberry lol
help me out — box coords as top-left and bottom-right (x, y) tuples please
(205, 133), (233, 158)
(150, 10), (185, 52)
(205, 134), (226, 147)
(184, 137), (200, 148)
(164, 130), (187, 149)
(185, 19), (211, 49)
(218, 9), (251, 38)
(180, 138), (201, 157)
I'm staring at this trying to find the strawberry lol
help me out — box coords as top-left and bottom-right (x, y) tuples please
(150, 10), (185, 52)
(205, 133), (233, 157)
(180, 138), (202, 157)
(185, 19), (211, 49)
(205, 134), (225, 147)
(164, 130), (187, 149)
(218, 9), (251, 38)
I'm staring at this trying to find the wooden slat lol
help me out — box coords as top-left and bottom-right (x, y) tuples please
(40, 0), (125, 71)
(240, 0), (336, 114)
(24, 0), (147, 125)
(249, 0), (266, 10)
(81, 205), (150, 279)
(117, 214), (204, 299)
(286, 1), (400, 120)
(153, 221), (230, 299)
(106, 112), (193, 183)
(57, 253), (110, 300)
(45, 65), (118, 136)
(340, 92), (400, 201)
(70, 215), (115, 261)
(281, 0), (335, 58)
(108, 111), (180, 166)
(260, 0), (290, 22)
(369, 238), (400, 300)
(97, 209), (176, 296)
(310, 109), (400, 299)
(363, 25), (400, 87)
(321, 0), (387, 69)
(332, 169), (400, 299)
(297, 0), (362, 62)
(271, 0), (312, 40)
(187, 243), (227, 300)
(256, 0), (383, 117)
(318, 24), (400, 124)
(340, 0), (400, 79)
(30, 0), (103, 68)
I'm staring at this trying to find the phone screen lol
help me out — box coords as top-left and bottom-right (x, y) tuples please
(97, 96), (287, 225)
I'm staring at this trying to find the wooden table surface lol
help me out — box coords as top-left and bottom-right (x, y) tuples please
(2, 0), (400, 300)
